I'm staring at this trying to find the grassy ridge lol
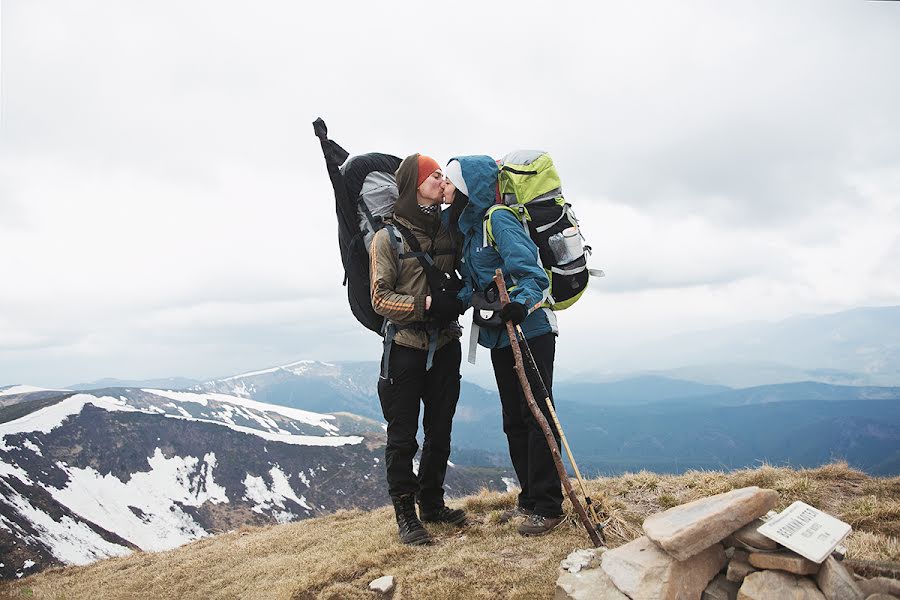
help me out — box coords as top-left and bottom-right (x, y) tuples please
(2, 462), (897, 599)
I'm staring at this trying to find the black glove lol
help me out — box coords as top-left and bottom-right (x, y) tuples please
(429, 292), (465, 322)
(498, 301), (528, 325)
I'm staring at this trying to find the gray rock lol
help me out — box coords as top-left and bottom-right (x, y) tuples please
(727, 553), (758, 583)
(643, 487), (780, 561)
(864, 594), (899, 600)
(601, 535), (726, 600)
(748, 551), (820, 575)
(560, 548), (604, 574)
(556, 567), (629, 600)
(816, 557), (865, 600)
(368, 575), (395, 595)
(737, 570), (825, 600)
(732, 519), (779, 551)
(704, 574), (741, 600)
(858, 578), (900, 597)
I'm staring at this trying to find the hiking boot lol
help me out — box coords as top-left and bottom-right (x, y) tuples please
(498, 506), (533, 524)
(518, 513), (565, 537)
(419, 504), (467, 526)
(391, 494), (431, 545)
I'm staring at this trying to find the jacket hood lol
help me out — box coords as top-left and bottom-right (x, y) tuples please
(394, 153), (441, 233)
(452, 155), (499, 237)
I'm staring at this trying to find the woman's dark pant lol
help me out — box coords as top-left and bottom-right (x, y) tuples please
(377, 340), (461, 510)
(491, 332), (563, 517)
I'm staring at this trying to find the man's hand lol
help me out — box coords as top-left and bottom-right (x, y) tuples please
(498, 301), (527, 325)
(429, 291), (465, 322)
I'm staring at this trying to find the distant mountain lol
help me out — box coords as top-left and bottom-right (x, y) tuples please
(570, 305), (900, 387)
(193, 361), (900, 479)
(552, 376), (731, 405)
(560, 399), (900, 477)
(0, 387), (507, 580)
(67, 377), (201, 391)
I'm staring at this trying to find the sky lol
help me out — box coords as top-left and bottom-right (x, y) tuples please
(1, 1), (899, 387)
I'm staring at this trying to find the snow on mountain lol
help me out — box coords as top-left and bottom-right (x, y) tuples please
(0, 386), (65, 397)
(0, 385), (506, 580)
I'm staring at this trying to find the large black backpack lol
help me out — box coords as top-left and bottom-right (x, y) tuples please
(313, 118), (401, 334)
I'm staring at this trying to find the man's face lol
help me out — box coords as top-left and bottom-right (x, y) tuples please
(417, 169), (445, 205)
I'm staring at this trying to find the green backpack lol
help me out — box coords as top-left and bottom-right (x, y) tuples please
(485, 150), (604, 310)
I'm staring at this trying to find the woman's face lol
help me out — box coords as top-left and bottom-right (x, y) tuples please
(443, 179), (457, 204)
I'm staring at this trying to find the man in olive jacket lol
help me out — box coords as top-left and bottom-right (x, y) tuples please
(369, 153), (466, 545)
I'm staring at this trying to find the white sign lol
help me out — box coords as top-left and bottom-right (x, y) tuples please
(756, 501), (852, 563)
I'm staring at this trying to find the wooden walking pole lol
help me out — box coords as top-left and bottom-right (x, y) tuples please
(493, 269), (603, 548)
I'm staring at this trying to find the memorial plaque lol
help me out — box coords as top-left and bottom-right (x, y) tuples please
(756, 501), (851, 563)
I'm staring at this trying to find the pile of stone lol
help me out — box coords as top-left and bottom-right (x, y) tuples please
(556, 486), (899, 600)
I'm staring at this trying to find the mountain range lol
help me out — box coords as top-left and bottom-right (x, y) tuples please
(0, 383), (508, 580)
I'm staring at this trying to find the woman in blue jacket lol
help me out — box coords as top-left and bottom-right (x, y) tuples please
(443, 156), (564, 536)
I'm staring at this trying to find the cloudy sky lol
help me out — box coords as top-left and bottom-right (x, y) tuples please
(2, 1), (899, 387)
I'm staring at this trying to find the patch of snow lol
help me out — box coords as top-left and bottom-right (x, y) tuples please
(0, 479), (131, 564)
(22, 560), (35, 569)
(298, 471), (309, 487)
(21, 439), (42, 456)
(243, 465), (312, 515)
(0, 385), (67, 397)
(47, 448), (228, 552)
(412, 458), (420, 476)
(501, 477), (520, 493)
(143, 389), (339, 433)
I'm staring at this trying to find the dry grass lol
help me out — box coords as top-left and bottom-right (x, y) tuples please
(1, 462), (897, 600)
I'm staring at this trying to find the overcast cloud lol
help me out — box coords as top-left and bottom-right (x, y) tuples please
(1, 0), (899, 387)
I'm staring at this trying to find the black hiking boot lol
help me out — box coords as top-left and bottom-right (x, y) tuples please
(518, 513), (565, 537)
(419, 504), (468, 526)
(391, 494), (431, 545)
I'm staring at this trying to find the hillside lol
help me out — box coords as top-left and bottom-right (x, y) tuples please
(2, 462), (897, 600)
(0, 387), (507, 580)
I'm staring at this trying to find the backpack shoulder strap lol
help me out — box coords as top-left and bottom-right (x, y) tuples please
(483, 204), (525, 247)
(390, 221), (451, 292)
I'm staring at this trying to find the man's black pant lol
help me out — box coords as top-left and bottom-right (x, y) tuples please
(491, 332), (563, 517)
(377, 339), (461, 510)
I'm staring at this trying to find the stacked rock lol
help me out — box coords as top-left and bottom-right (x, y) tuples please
(555, 486), (899, 600)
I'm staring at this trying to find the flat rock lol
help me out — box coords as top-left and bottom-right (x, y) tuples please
(556, 567), (628, 600)
(732, 519), (779, 551)
(368, 575), (395, 594)
(704, 574), (741, 600)
(859, 578), (900, 597)
(749, 551), (820, 575)
(601, 535), (726, 600)
(737, 570), (825, 600)
(816, 557), (865, 600)
(865, 594), (899, 600)
(727, 554), (757, 583)
(643, 487), (779, 561)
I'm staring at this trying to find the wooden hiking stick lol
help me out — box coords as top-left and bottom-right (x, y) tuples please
(493, 269), (604, 548)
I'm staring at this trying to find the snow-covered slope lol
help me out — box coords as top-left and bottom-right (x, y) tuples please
(0, 386), (505, 580)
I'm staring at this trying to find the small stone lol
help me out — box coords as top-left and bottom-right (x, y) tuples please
(704, 573), (741, 600)
(643, 487), (780, 561)
(859, 578), (900, 597)
(748, 551), (820, 575)
(560, 548), (603, 574)
(601, 536), (726, 600)
(816, 557), (865, 600)
(368, 575), (394, 595)
(738, 570), (825, 600)
(555, 567), (628, 600)
(727, 554), (758, 583)
(733, 519), (779, 551)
